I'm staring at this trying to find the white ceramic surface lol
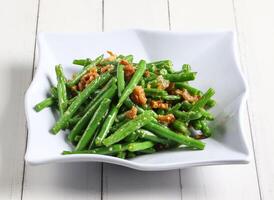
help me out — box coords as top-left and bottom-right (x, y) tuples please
(25, 29), (249, 171)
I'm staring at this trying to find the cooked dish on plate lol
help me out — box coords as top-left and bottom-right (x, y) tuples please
(34, 51), (216, 159)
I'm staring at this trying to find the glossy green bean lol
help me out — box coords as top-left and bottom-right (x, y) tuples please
(73, 58), (92, 66)
(116, 60), (146, 108)
(136, 129), (173, 145)
(164, 72), (196, 82)
(82, 77), (116, 114)
(127, 141), (154, 152)
(167, 103), (182, 114)
(144, 122), (205, 150)
(34, 97), (55, 112)
(190, 88), (215, 111)
(103, 111), (155, 147)
(172, 120), (190, 135)
(174, 110), (202, 122)
(75, 98), (111, 151)
(117, 63), (125, 97)
(55, 65), (68, 115)
(144, 88), (168, 97)
(124, 131), (139, 143)
(95, 106), (119, 146)
(51, 72), (111, 134)
(67, 55), (103, 87)
(175, 82), (202, 95)
(67, 82), (117, 142)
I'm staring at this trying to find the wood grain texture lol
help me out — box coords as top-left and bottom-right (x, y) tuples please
(0, 0), (38, 199)
(233, 0), (274, 199)
(169, 0), (261, 199)
(103, 1), (181, 200)
(22, 0), (103, 200)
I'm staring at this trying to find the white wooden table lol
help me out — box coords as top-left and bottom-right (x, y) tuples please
(0, 0), (273, 199)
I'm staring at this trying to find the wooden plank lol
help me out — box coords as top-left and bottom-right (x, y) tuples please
(169, 0), (261, 199)
(22, 0), (103, 199)
(233, 0), (274, 199)
(103, 165), (181, 200)
(103, 1), (181, 200)
(104, 0), (169, 31)
(0, 0), (38, 199)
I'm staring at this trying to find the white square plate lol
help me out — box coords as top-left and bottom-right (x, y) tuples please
(25, 29), (249, 171)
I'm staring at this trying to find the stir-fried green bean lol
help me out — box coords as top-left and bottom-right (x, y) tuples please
(35, 52), (216, 159)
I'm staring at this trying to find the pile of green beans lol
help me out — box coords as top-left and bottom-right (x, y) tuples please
(34, 52), (216, 159)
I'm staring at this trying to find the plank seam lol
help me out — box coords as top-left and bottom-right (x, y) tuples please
(167, 0), (171, 30)
(102, 0), (105, 31)
(231, 0), (263, 199)
(20, 0), (41, 199)
(101, 1), (105, 199)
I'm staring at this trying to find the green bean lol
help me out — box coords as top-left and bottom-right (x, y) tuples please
(116, 60), (146, 108)
(67, 82), (117, 142)
(191, 120), (203, 130)
(146, 64), (156, 73)
(181, 101), (192, 111)
(144, 72), (157, 82)
(174, 110), (202, 122)
(117, 151), (126, 159)
(175, 82), (202, 96)
(34, 97), (55, 112)
(138, 148), (156, 154)
(88, 128), (101, 150)
(124, 131), (139, 143)
(64, 141), (153, 155)
(83, 77), (117, 114)
(124, 98), (145, 114)
(95, 106), (119, 146)
(157, 109), (165, 115)
(55, 65), (68, 115)
(144, 122), (205, 150)
(140, 78), (146, 88)
(136, 129), (173, 145)
(164, 72), (196, 82)
(190, 88), (215, 111)
(167, 103), (182, 114)
(110, 118), (130, 133)
(75, 98), (111, 151)
(63, 144), (126, 155)
(144, 88), (168, 97)
(124, 55), (134, 63)
(117, 63), (125, 97)
(67, 55), (103, 87)
(127, 152), (136, 158)
(182, 64), (191, 73)
(172, 120), (190, 135)
(148, 60), (174, 73)
(127, 141), (154, 152)
(51, 72), (111, 134)
(116, 113), (125, 122)
(200, 120), (212, 137)
(103, 111), (155, 147)
(205, 99), (216, 109)
(73, 58), (92, 66)
(159, 68), (168, 75)
(148, 79), (159, 87)
(161, 95), (181, 101)
(148, 60), (172, 66)
(50, 87), (58, 98)
(74, 135), (81, 142)
(199, 108), (214, 120)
